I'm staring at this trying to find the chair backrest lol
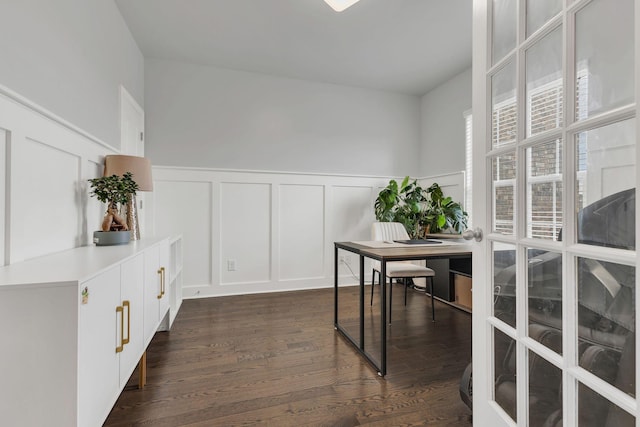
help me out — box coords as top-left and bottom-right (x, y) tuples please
(372, 222), (410, 241)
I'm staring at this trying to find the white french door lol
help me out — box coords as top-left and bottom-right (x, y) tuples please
(472, 0), (639, 426)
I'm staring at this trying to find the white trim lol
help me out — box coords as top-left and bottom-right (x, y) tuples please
(119, 85), (145, 156)
(0, 83), (115, 152)
(464, 110), (473, 227)
(570, 366), (637, 416)
(635, 0), (640, 414)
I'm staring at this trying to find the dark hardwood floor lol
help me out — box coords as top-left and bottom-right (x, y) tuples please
(104, 285), (472, 426)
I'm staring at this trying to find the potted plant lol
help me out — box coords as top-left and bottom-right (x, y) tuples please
(375, 176), (429, 238)
(422, 183), (468, 234)
(88, 172), (139, 245)
(374, 177), (468, 238)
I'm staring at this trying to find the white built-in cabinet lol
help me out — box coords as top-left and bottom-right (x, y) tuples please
(168, 235), (183, 327)
(0, 235), (183, 427)
(118, 254), (145, 387)
(143, 243), (169, 342)
(161, 235), (183, 331)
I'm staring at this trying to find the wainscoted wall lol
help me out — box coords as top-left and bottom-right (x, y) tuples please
(147, 167), (465, 299)
(0, 86), (115, 265)
(0, 84), (465, 298)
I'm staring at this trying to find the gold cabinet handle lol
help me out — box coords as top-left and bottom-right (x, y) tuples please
(161, 267), (166, 296)
(116, 305), (124, 353)
(122, 300), (130, 345)
(157, 268), (163, 299)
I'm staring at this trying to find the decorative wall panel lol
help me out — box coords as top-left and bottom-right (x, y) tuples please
(220, 182), (271, 285)
(331, 185), (375, 278)
(12, 138), (81, 261)
(154, 180), (212, 288)
(278, 184), (324, 280)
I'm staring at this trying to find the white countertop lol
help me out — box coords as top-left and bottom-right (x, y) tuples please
(0, 237), (168, 288)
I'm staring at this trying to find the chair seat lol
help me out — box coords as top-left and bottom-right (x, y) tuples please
(376, 262), (435, 278)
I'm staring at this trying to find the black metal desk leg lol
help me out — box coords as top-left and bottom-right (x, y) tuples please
(430, 276), (435, 322)
(359, 255), (364, 350)
(334, 246), (338, 327)
(380, 260), (387, 376)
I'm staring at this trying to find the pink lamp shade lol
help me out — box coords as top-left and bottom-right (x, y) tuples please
(103, 155), (153, 191)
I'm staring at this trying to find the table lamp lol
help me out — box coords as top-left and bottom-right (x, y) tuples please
(103, 155), (153, 240)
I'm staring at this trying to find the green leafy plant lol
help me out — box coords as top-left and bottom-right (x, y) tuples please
(374, 178), (468, 237)
(88, 172), (139, 232)
(88, 172), (139, 209)
(423, 183), (468, 234)
(375, 176), (428, 238)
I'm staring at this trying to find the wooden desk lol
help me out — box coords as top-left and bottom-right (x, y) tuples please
(334, 240), (472, 376)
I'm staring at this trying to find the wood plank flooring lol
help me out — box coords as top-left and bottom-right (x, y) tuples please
(104, 285), (472, 426)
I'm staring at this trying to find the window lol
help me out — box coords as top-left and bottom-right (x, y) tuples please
(488, 72), (588, 240)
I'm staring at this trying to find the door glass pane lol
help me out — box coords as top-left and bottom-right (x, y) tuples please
(575, 119), (636, 250)
(577, 257), (635, 395)
(527, 140), (563, 240)
(526, 27), (563, 137)
(492, 61), (517, 148)
(575, 0), (634, 120)
(493, 152), (516, 235)
(578, 383), (635, 427)
(526, 0), (562, 37)
(492, 0), (517, 64)
(494, 327), (517, 422)
(494, 242), (516, 328)
(529, 350), (562, 427)
(528, 249), (562, 354)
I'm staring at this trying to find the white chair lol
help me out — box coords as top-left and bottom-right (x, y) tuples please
(370, 222), (436, 323)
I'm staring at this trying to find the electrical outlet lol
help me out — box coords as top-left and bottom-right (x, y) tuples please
(227, 259), (236, 271)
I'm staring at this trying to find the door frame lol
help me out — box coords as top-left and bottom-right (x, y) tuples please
(472, 0), (640, 425)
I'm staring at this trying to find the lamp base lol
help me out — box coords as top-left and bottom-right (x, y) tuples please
(126, 194), (141, 240)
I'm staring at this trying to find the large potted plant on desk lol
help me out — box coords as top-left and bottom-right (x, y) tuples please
(88, 172), (139, 246)
(374, 176), (428, 238)
(374, 177), (468, 237)
(422, 183), (468, 234)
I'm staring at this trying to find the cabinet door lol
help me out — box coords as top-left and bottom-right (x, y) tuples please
(78, 266), (121, 427)
(119, 253), (144, 388)
(143, 245), (161, 344)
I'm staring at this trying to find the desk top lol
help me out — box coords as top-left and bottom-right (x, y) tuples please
(335, 240), (473, 261)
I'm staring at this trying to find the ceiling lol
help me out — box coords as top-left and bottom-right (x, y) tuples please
(115, 0), (472, 96)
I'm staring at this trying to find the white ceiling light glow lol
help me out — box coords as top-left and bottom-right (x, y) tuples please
(324, 0), (362, 12)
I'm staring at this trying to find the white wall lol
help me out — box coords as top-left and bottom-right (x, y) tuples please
(0, 91), (114, 265)
(0, 0), (144, 150)
(146, 166), (391, 298)
(144, 58), (422, 177)
(419, 67), (472, 177)
(0, 1), (143, 265)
